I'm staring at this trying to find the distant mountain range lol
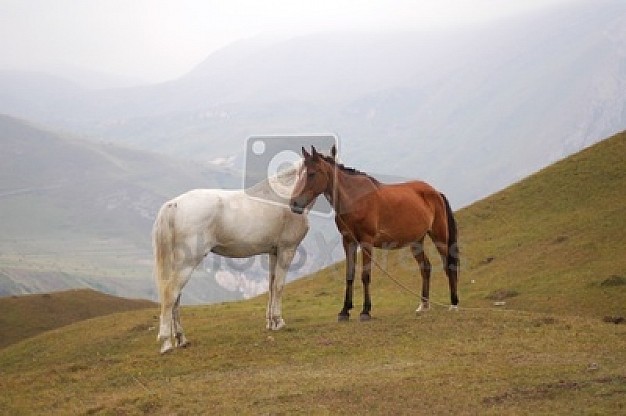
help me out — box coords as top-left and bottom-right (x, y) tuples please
(1, 1), (625, 208)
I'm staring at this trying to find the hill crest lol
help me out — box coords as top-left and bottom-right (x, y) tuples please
(0, 288), (156, 349)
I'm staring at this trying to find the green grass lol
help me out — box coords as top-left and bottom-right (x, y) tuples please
(0, 293), (624, 414)
(0, 131), (624, 414)
(456, 129), (626, 318)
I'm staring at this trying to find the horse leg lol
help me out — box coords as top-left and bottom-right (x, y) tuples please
(339, 238), (357, 321)
(359, 244), (373, 321)
(430, 230), (459, 310)
(267, 246), (296, 330)
(157, 280), (177, 354)
(158, 263), (195, 354)
(172, 294), (189, 348)
(446, 259), (459, 311)
(266, 251), (277, 330)
(411, 240), (431, 313)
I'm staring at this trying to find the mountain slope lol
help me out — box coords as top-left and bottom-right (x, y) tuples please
(455, 129), (626, 317)
(0, 131), (623, 415)
(0, 114), (240, 302)
(0, 289), (155, 349)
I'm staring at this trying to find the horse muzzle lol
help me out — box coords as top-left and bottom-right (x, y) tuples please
(289, 200), (305, 214)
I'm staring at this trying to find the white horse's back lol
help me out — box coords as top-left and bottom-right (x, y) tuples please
(158, 188), (306, 257)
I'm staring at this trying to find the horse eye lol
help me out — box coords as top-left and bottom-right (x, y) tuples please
(307, 171), (316, 179)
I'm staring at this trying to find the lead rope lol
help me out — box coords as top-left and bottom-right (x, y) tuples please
(334, 204), (526, 314)
(328, 163), (469, 311)
(367, 247), (530, 313)
(316, 158), (518, 313)
(370, 249), (532, 314)
(333, 212), (426, 303)
(328, 170), (434, 306)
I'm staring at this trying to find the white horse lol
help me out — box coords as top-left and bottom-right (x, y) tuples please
(152, 163), (308, 354)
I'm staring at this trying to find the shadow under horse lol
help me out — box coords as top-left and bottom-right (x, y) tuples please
(290, 146), (459, 321)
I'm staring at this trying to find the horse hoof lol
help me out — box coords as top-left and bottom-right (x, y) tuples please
(271, 318), (286, 331)
(415, 303), (430, 314)
(359, 313), (371, 322)
(160, 339), (174, 355)
(449, 305), (459, 312)
(338, 314), (350, 322)
(175, 334), (189, 348)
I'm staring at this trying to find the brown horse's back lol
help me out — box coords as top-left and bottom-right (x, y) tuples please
(356, 180), (446, 247)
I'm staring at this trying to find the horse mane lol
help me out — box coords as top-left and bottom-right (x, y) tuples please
(319, 154), (380, 185)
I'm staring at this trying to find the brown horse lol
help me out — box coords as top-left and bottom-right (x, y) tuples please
(290, 146), (459, 321)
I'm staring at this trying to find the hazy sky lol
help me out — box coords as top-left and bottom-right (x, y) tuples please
(0, 0), (576, 84)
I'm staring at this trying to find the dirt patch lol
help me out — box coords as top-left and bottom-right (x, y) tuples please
(483, 376), (626, 406)
(486, 289), (519, 301)
(483, 380), (582, 405)
(128, 322), (152, 332)
(531, 316), (557, 327)
(479, 256), (495, 266)
(603, 316), (625, 324)
(600, 275), (626, 287)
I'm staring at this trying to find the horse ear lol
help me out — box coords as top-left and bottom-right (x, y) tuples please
(302, 146), (310, 159)
(311, 146), (320, 160)
(330, 144), (337, 160)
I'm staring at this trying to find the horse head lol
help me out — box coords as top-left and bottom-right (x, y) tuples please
(289, 145), (336, 214)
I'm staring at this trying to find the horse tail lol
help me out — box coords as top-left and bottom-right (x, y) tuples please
(439, 193), (459, 272)
(153, 201), (177, 295)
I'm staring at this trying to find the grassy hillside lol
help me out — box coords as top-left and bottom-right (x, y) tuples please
(456, 128), (625, 318)
(0, 289), (155, 349)
(0, 132), (624, 414)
